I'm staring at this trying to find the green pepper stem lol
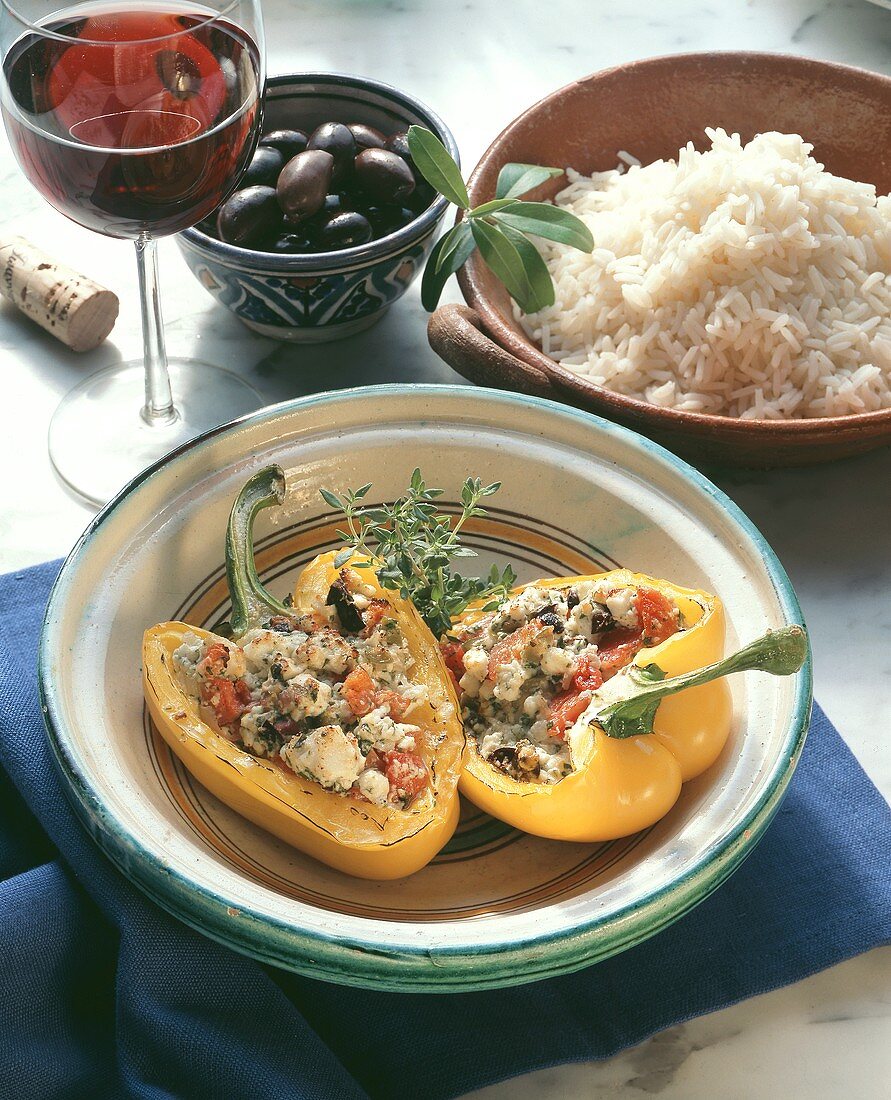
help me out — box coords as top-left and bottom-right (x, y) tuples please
(225, 465), (293, 637)
(594, 625), (809, 739)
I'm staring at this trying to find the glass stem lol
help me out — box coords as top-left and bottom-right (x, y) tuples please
(135, 233), (176, 424)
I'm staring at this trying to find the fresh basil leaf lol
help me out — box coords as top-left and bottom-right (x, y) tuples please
(434, 220), (474, 275)
(493, 202), (594, 251)
(497, 223), (555, 313)
(495, 163), (563, 201)
(470, 218), (534, 309)
(407, 125), (469, 209)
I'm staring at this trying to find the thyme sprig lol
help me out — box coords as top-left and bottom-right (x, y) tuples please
(320, 469), (517, 638)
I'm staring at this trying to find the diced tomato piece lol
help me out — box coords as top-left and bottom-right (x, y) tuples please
(361, 599), (390, 637)
(343, 668), (378, 716)
(439, 640), (466, 680)
(636, 587), (678, 646)
(364, 748), (386, 772)
(597, 628), (643, 679)
(487, 620), (547, 680)
(548, 689), (591, 739)
(439, 641), (465, 694)
(373, 689), (410, 720)
(572, 654), (603, 692)
(200, 677), (248, 727)
(383, 750), (428, 802)
(197, 642), (231, 677)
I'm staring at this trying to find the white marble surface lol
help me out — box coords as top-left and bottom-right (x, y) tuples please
(1, 0), (889, 1096)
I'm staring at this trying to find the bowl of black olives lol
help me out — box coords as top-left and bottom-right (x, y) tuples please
(177, 72), (456, 343)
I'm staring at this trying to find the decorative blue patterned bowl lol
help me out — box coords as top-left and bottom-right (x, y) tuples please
(177, 73), (457, 343)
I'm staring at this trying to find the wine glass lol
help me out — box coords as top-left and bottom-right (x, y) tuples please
(0, 0), (265, 505)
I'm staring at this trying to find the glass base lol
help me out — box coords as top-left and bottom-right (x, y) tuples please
(49, 359), (264, 507)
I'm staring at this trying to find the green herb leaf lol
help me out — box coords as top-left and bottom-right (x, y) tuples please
(319, 488), (342, 510)
(434, 220), (475, 275)
(468, 197), (518, 217)
(407, 125), (469, 209)
(470, 218), (534, 310)
(320, 471), (516, 637)
(498, 223), (555, 312)
(495, 163), (563, 201)
(421, 228), (471, 311)
(493, 202), (594, 251)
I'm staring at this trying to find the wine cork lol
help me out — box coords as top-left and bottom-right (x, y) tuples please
(0, 236), (119, 352)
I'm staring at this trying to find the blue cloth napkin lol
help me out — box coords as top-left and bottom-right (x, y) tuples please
(0, 560), (888, 1100)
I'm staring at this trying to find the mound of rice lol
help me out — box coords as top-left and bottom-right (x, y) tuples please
(517, 128), (891, 419)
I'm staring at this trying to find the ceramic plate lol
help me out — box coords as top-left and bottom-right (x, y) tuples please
(39, 386), (811, 992)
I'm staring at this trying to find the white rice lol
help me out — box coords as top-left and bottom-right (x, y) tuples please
(516, 128), (891, 419)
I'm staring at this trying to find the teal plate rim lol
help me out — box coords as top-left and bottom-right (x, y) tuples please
(38, 384), (813, 993)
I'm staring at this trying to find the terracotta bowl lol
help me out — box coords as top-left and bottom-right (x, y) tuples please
(427, 53), (891, 467)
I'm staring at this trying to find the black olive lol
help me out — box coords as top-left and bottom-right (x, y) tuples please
(306, 122), (356, 186)
(326, 579), (364, 633)
(197, 214), (219, 238)
(490, 746), (519, 775)
(317, 211), (373, 250)
(276, 149), (334, 219)
(260, 128), (308, 160)
(354, 148), (415, 205)
(347, 121), (386, 152)
(216, 185), (282, 247)
(384, 131), (415, 171)
(263, 230), (316, 255)
(406, 181), (436, 213)
(362, 204), (416, 238)
(534, 608), (564, 633)
(295, 194), (351, 243)
(241, 145), (285, 188)
(565, 589), (580, 610)
(590, 602), (614, 634)
(320, 193), (347, 218)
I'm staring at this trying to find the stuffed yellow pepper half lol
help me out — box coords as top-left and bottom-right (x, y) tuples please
(442, 571), (807, 842)
(143, 466), (465, 879)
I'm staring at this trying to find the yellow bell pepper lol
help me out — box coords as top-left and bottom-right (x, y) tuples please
(143, 466), (465, 880)
(451, 571), (807, 843)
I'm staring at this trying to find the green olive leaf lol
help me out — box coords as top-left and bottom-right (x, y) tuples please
(470, 218), (535, 310)
(496, 223), (555, 312)
(421, 226), (474, 311)
(493, 202), (594, 251)
(468, 197), (518, 217)
(407, 125), (469, 209)
(434, 220), (475, 275)
(495, 163), (564, 200)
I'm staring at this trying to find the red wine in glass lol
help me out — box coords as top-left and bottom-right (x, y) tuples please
(0, 2), (265, 505)
(3, 10), (260, 237)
